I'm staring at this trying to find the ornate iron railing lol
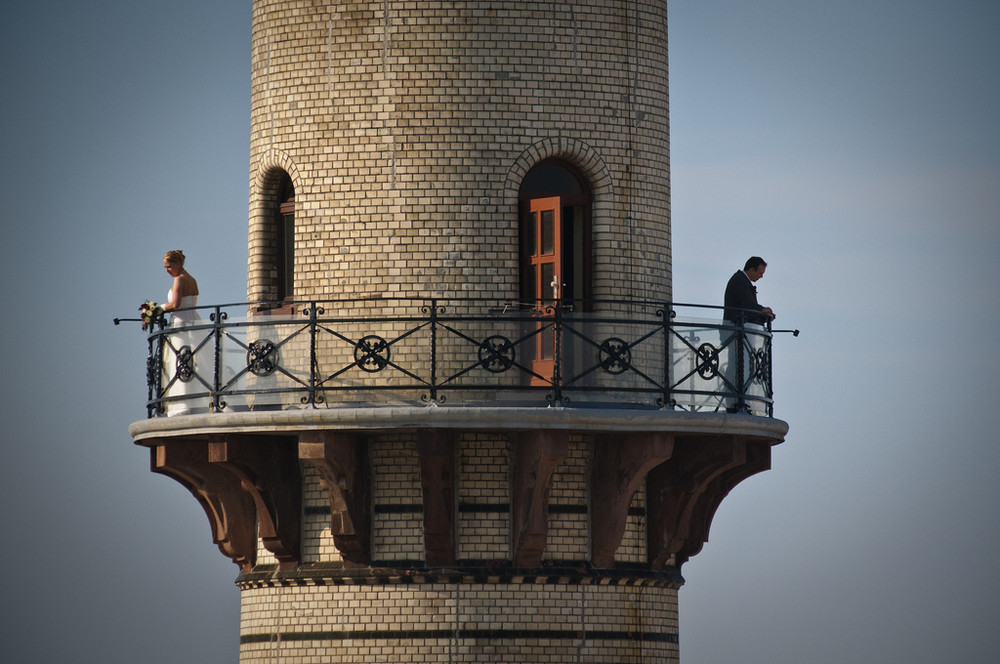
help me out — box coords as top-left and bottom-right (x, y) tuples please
(116, 298), (784, 418)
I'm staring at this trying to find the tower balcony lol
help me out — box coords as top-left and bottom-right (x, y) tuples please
(121, 297), (790, 594)
(124, 297), (785, 419)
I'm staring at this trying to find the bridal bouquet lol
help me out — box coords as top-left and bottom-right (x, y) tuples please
(139, 300), (164, 330)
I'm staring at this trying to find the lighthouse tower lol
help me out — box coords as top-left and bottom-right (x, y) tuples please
(129, 2), (788, 662)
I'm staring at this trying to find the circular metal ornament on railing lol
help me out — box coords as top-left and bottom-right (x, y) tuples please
(176, 346), (194, 382)
(354, 335), (390, 373)
(695, 343), (719, 379)
(599, 337), (631, 375)
(247, 339), (278, 377)
(478, 335), (516, 373)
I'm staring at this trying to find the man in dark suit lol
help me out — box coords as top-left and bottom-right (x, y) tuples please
(724, 256), (775, 324)
(722, 257), (775, 413)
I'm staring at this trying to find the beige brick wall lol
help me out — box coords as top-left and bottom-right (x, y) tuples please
(248, 0), (670, 306)
(238, 581), (679, 663)
(371, 434), (425, 561)
(457, 432), (510, 560)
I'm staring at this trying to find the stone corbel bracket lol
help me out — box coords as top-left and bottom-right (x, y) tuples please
(298, 431), (371, 566)
(512, 430), (570, 567)
(647, 436), (772, 569)
(208, 434), (302, 570)
(590, 432), (675, 568)
(149, 438), (258, 573)
(416, 430), (456, 566)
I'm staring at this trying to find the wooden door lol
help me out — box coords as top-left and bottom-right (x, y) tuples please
(525, 197), (562, 382)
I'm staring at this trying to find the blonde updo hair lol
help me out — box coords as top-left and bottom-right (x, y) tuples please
(164, 250), (186, 266)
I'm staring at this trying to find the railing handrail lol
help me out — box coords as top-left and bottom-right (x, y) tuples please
(116, 298), (779, 330)
(117, 298), (782, 419)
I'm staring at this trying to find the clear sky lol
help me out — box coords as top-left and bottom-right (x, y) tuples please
(2, 1), (998, 663)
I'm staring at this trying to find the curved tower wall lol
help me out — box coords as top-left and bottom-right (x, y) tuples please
(247, 0), (671, 304)
(236, 2), (685, 661)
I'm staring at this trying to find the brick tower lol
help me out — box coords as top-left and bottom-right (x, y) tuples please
(129, 2), (788, 662)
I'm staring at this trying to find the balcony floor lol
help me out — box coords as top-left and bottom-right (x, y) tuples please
(130, 404), (788, 445)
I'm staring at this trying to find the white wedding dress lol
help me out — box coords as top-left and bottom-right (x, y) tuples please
(163, 292), (201, 416)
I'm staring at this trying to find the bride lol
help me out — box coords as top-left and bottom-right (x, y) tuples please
(162, 250), (201, 415)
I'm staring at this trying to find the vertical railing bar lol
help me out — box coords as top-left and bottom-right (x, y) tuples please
(308, 302), (318, 407)
(552, 299), (563, 405)
(147, 320), (163, 418)
(146, 325), (154, 418)
(736, 314), (747, 413)
(212, 305), (224, 413)
(155, 316), (167, 417)
(766, 322), (774, 417)
(429, 298), (438, 402)
(662, 302), (671, 409)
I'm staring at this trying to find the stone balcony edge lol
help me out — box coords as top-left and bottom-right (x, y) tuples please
(129, 406), (788, 445)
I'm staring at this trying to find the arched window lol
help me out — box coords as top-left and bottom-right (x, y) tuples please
(519, 160), (592, 307)
(519, 160), (592, 383)
(276, 175), (294, 302)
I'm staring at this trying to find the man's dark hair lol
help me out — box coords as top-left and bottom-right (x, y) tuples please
(744, 256), (767, 271)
